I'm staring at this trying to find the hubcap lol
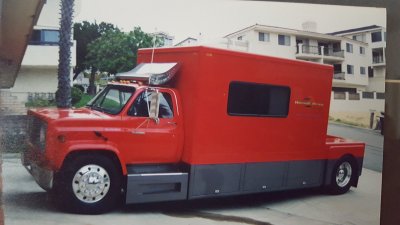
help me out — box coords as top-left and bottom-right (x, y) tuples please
(336, 162), (352, 188)
(72, 164), (110, 203)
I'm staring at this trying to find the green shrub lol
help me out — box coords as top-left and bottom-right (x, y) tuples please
(26, 88), (87, 108)
(74, 94), (93, 108)
(71, 86), (83, 105)
(73, 84), (85, 93)
(25, 97), (55, 107)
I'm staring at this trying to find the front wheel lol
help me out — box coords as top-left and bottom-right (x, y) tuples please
(328, 156), (355, 195)
(53, 154), (122, 214)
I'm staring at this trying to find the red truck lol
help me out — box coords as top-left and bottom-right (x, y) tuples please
(22, 46), (365, 214)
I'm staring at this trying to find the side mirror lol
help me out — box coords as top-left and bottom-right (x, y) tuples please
(149, 92), (161, 124)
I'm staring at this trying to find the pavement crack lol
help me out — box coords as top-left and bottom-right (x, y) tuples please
(163, 210), (273, 225)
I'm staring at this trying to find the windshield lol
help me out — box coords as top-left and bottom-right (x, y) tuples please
(86, 85), (135, 115)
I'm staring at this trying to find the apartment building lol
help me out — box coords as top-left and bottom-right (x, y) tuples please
(328, 25), (386, 93)
(175, 37), (198, 47)
(222, 23), (385, 127)
(0, 0), (76, 115)
(223, 23), (371, 93)
(152, 31), (175, 47)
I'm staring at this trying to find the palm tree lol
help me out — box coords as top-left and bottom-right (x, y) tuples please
(56, 0), (75, 108)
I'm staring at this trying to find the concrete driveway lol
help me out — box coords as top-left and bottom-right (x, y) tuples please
(3, 155), (381, 225)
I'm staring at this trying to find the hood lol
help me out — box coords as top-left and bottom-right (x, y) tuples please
(28, 107), (114, 122)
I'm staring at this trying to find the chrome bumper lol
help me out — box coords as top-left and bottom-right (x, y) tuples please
(21, 153), (54, 191)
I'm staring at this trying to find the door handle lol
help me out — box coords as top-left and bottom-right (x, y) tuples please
(167, 121), (177, 125)
(131, 131), (145, 135)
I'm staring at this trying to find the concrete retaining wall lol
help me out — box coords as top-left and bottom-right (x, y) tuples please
(0, 115), (28, 153)
(329, 91), (385, 128)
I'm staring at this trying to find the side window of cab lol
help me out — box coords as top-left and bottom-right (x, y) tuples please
(128, 90), (174, 118)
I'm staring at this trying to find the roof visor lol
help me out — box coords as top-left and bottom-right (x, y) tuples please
(116, 63), (180, 85)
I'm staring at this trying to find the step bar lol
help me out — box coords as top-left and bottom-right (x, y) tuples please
(126, 172), (188, 204)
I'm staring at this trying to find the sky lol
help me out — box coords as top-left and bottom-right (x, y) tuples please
(72, 0), (386, 44)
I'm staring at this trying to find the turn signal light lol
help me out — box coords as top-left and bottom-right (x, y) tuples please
(57, 135), (66, 143)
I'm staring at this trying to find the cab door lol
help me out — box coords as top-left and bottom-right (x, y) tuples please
(120, 89), (182, 164)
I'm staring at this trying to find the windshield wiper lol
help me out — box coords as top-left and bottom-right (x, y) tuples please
(91, 105), (105, 113)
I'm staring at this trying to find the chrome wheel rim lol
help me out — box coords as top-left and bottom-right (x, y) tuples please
(336, 162), (352, 188)
(72, 164), (110, 203)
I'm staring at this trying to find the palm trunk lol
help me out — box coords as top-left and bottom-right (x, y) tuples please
(88, 67), (97, 96)
(56, 0), (75, 108)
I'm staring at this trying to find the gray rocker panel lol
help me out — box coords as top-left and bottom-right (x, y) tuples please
(189, 159), (328, 199)
(189, 164), (243, 197)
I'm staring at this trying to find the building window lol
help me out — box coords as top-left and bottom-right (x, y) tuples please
(237, 36), (243, 40)
(360, 46), (365, 54)
(346, 43), (353, 53)
(352, 34), (366, 42)
(368, 66), (374, 77)
(371, 31), (382, 42)
(164, 38), (173, 46)
(347, 65), (354, 74)
(227, 81), (290, 117)
(258, 32), (270, 42)
(360, 67), (366, 75)
(29, 29), (60, 45)
(278, 34), (291, 46)
(376, 92), (385, 99)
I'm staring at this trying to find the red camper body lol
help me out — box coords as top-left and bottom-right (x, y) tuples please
(22, 46), (364, 214)
(138, 46), (335, 164)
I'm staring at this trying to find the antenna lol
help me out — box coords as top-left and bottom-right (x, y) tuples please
(151, 28), (157, 63)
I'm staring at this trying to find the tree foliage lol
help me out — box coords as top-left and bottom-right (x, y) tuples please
(85, 27), (163, 75)
(73, 21), (120, 78)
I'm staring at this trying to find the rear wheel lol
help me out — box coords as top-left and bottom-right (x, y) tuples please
(328, 156), (355, 195)
(53, 154), (122, 214)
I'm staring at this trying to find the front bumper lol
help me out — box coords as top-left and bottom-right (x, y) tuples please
(21, 152), (54, 191)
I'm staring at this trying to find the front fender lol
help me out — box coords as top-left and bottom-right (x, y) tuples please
(54, 141), (128, 175)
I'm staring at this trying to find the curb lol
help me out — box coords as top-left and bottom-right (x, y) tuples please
(328, 121), (382, 135)
(1, 153), (20, 159)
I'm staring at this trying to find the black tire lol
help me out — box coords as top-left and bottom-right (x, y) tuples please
(53, 154), (122, 214)
(328, 156), (356, 195)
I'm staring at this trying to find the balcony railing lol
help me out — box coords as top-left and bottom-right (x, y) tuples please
(349, 93), (360, 100)
(296, 44), (344, 58)
(298, 45), (320, 55)
(373, 56), (385, 64)
(333, 92), (346, 100)
(333, 72), (345, 80)
(323, 48), (344, 58)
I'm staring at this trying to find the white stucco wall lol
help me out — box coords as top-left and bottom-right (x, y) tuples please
(341, 28), (386, 93)
(368, 66), (386, 92)
(329, 91), (385, 127)
(36, 0), (61, 28)
(368, 77), (385, 92)
(340, 40), (369, 88)
(22, 41), (76, 66)
(330, 96), (384, 113)
(247, 30), (297, 59)
(11, 67), (59, 93)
